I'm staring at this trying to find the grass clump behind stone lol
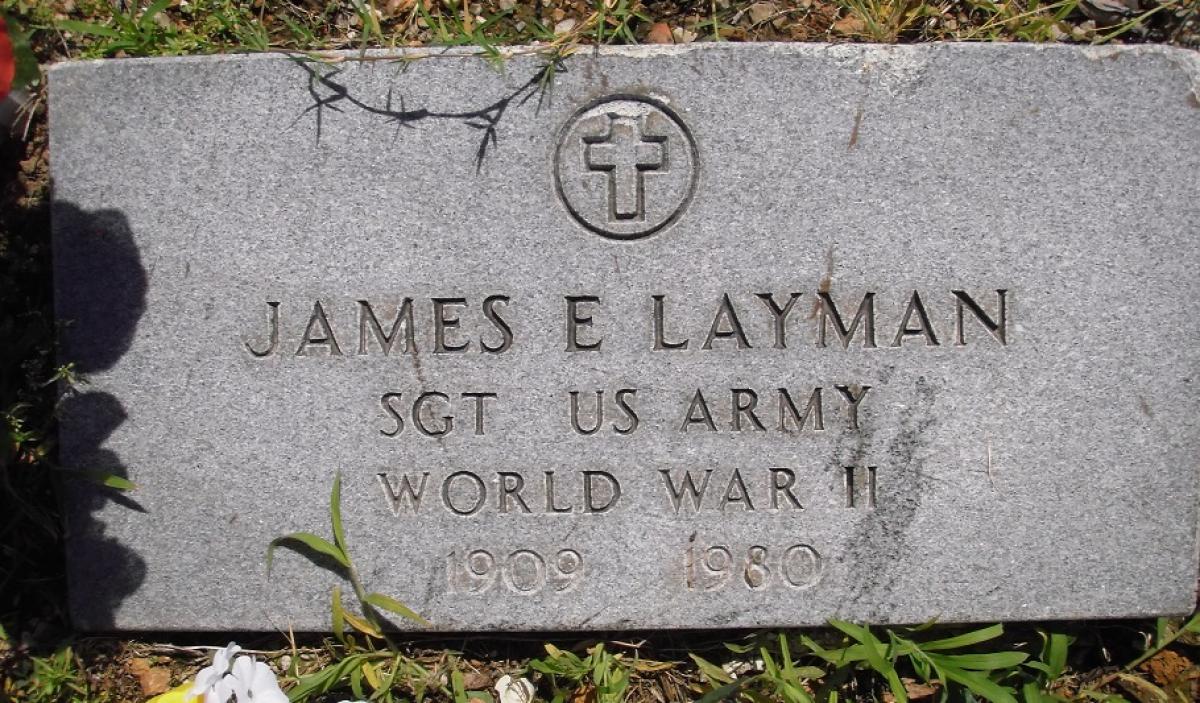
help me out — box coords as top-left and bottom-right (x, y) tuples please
(5, 0), (1198, 61)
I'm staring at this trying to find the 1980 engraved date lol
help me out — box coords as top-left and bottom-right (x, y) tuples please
(685, 541), (823, 591)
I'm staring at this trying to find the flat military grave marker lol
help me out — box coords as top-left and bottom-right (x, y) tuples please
(50, 43), (1200, 631)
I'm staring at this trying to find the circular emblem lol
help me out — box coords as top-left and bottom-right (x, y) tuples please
(554, 95), (698, 240)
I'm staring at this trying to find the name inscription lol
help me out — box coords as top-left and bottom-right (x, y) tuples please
(244, 289), (1008, 358)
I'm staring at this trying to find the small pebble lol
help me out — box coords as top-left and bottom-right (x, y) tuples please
(672, 26), (698, 43)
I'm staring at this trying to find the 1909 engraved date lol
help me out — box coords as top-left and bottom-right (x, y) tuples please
(447, 548), (584, 594)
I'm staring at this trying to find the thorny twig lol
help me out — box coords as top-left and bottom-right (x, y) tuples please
(288, 51), (566, 173)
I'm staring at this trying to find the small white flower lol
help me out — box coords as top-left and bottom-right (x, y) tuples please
(494, 674), (536, 703)
(190, 643), (287, 703)
(229, 657), (288, 703)
(192, 643), (241, 703)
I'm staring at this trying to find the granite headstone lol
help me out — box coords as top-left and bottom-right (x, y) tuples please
(49, 43), (1200, 630)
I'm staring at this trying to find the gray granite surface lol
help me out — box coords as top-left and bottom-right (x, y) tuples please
(49, 43), (1200, 631)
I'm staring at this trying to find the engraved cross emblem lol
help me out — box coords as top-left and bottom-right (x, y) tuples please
(584, 116), (667, 222)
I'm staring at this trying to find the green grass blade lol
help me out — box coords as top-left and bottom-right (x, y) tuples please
(331, 585), (346, 641)
(342, 609), (382, 638)
(266, 531), (349, 574)
(779, 633), (794, 676)
(287, 655), (363, 701)
(451, 668), (468, 703)
(799, 634), (865, 664)
(940, 666), (1018, 703)
(761, 646), (781, 679)
(57, 468), (137, 491)
(1022, 680), (1044, 702)
(56, 20), (121, 38)
(937, 652), (1029, 670)
(829, 621), (906, 703)
(91, 473), (136, 490)
(1043, 632), (1071, 680)
(828, 620), (872, 644)
(349, 660), (366, 700)
(920, 624), (1005, 651)
(380, 654), (403, 691)
(330, 472), (347, 555)
(689, 653), (734, 685)
(1183, 612), (1200, 633)
(695, 678), (750, 703)
(364, 592), (429, 627)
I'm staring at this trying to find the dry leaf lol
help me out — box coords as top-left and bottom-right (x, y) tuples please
(883, 679), (940, 702)
(904, 678), (941, 700)
(570, 683), (597, 703)
(646, 22), (674, 44)
(462, 670), (491, 690)
(746, 1), (778, 25)
(127, 657), (172, 697)
(1115, 672), (1169, 703)
(1140, 649), (1194, 687)
(383, 0), (416, 16)
(832, 15), (866, 35)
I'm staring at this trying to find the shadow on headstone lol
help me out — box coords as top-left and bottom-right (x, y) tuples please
(52, 200), (148, 631)
(289, 55), (563, 173)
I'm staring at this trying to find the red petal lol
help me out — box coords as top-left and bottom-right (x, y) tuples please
(0, 17), (15, 102)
